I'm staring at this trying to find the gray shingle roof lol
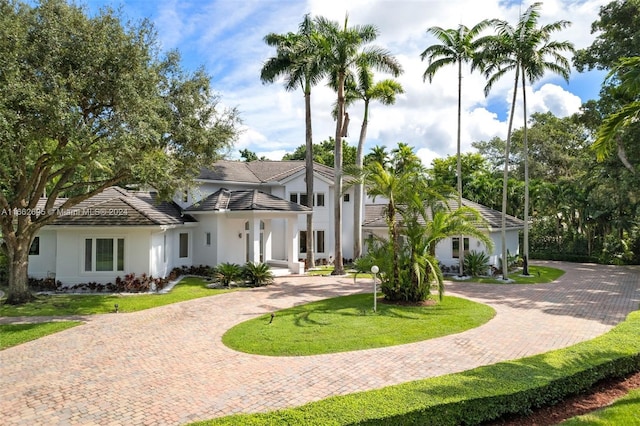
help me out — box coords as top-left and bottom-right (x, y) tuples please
(198, 160), (335, 184)
(44, 187), (192, 226)
(184, 188), (311, 213)
(363, 198), (524, 230)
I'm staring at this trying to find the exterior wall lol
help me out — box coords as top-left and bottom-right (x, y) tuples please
(51, 227), (153, 286)
(191, 215), (219, 267)
(27, 230), (57, 279)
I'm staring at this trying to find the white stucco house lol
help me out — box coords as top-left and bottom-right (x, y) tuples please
(27, 160), (523, 285)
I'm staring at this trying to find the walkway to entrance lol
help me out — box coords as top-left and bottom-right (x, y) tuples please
(1, 261), (639, 425)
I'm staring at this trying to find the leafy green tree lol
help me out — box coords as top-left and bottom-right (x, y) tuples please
(0, 0), (238, 304)
(262, 15), (326, 268)
(315, 14), (402, 275)
(574, 0), (640, 72)
(239, 149), (265, 162)
(421, 20), (492, 276)
(282, 137), (356, 167)
(593, 56), (640, 173)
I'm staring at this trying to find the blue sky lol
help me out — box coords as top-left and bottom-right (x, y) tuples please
(84, 0), (610, 166)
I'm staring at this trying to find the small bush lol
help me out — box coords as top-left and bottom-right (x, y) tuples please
(464, 250), (490, 276)
(242, 262), (274, 287)
(213, 262), (243, 287)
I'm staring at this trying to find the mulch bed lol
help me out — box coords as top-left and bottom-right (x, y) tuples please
(486, 370), (640, 425)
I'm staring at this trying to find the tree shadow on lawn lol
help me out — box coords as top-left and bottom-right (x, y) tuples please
(448, 263), (640, 326)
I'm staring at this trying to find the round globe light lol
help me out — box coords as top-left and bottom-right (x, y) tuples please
(371, 265), (379, 274)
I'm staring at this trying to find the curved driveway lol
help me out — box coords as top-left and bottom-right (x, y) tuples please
(1, 261), (639, 425)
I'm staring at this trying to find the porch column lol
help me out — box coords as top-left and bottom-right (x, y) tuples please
(286, 216), (299, 271)
(249, 217), (261, 263)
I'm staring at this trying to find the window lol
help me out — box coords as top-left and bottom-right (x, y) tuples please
(205, 232), (211, 246)
(29, 237), (40, 256)
(163, 235), (167, 263)
(452, 237), (470, 259)
(299, 230), (325, 253)
(299, 230), (307, 253)
(179, 233), (189, 258)
(316, 230), (325, 253)
(290, 192), (325, 207)
(84, 237), (124, 272)
(343, 193), (350, 202)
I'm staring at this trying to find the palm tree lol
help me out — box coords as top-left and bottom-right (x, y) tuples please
(315, 14), (402, 275)
(365, 144), (390, 167)
(593, 56), (640, 173)
(481, 3), (573, 277)
(343, 69), (404, 259)
(421, 20), (492, 277)
(517, 4), (573, 275)
(261, 15), (326, 269)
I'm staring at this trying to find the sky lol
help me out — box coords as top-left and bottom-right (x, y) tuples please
(85, 0), (610, 167)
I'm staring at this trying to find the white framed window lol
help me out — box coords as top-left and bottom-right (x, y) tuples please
(452, 237), (470, 259)
(84, 237), (125, 272)
(179, 233), (189, 258)
(299, 230), (325, 254)
(343, 193), (350, 202)
(205, 232), (211, 246)
(29, 236), (40, 256)
(290, 192), (325, 207)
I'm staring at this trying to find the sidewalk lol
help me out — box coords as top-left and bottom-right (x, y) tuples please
(1, 261), (639, 425)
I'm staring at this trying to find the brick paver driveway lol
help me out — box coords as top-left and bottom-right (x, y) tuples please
(1, 261), (639, 425)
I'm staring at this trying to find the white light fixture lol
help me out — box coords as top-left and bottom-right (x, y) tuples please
(371, 265), (379, 312)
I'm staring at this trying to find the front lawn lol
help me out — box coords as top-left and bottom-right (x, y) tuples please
(561, 388), (640, 425)
(222, 293), (495, 356)
(1, 321), (82, 350)
(452, 265), (565, 284)
(0, 277), (239, 317)
(192, 309), (640, 426)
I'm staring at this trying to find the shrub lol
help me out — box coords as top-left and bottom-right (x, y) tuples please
(242, 262), (274, 287)
(464, 250), (490, 277)
(213, 262), (243, 287)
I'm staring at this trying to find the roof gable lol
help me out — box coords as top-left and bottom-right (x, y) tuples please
(185, 189), (311, 213)
(43, 187), (191, 226)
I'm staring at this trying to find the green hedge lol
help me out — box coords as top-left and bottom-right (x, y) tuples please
(530, 251), (600, 264)
(191, 310), (640, 426)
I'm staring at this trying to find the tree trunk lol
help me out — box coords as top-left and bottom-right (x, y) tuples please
(521, 70), (531, 276)
(353, 101), (369, 260)
(332, 73), (346, 275)
(456, 59), (464, 277)
(4, 232), (36, 304)
(501, 67), (519, 281)
(304, 83), (315, 269)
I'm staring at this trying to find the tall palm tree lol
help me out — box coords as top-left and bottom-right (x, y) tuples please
(517, 4), (573, 275)
(315, 14), (402, 275)
(482, 3), (573, 277)
(261, 15), (326, 269)
(421, 20), (492, 277)
(343, 69), (404, 259)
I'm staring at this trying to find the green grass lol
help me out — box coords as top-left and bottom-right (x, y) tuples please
(561, 388), (640, 425)
(222, 293), (495, 356)
(453, 265), (565, 284)
(190, 309), (640, 426)
(0, 277), (239, 317)
(1, 321), (82, 350)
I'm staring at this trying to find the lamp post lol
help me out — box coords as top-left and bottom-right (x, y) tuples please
(371, 265), (379, 312)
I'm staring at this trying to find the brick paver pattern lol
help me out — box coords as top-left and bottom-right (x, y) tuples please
(1, 261), (639, 425)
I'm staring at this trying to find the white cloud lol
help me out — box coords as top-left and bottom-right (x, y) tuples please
(97, 0), (609, 166)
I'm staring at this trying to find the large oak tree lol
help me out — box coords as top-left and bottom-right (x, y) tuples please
(0, 0), (239, 304)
